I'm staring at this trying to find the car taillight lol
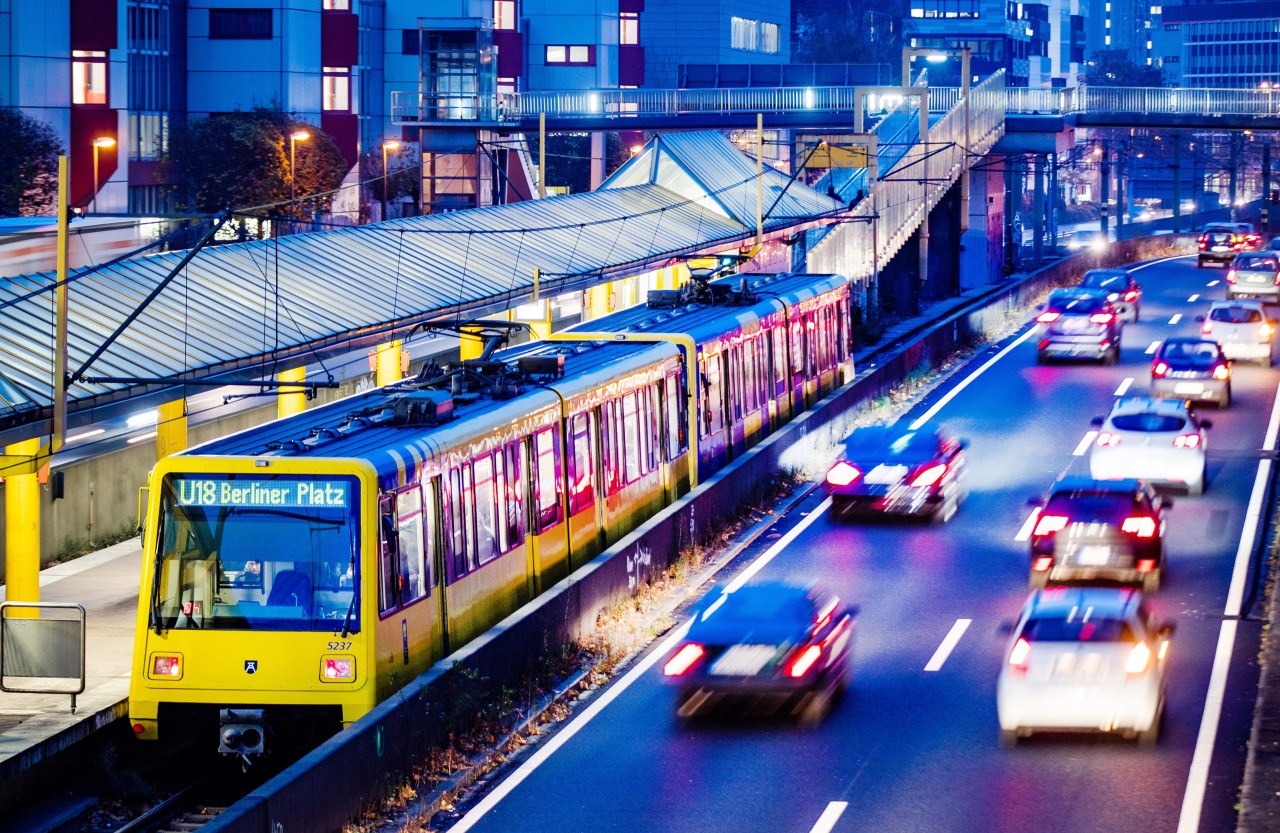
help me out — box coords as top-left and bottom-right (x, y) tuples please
(151, 655), (182, 678)
(1227, 270), (1237, 283)
(1036, 311), (1061, 324)
(1090, 312), (1115, 325)
(1124, 290), (1139, 302)
(911, 463), (948, 488)
(1095, 432), (1121, 447)
(1125, 641), (1152, 674)
(1121, 516), (1158, 538)
(1032, 555), (1053, 572)
(1158, 639), (1171, 660)
(826, 461), (861, 487)
(1137, 558), (1157, 573)
(1153, 361), (1169, 378)
(1212, 363), (1230, 380)
(1201, 321), (1213, 335)
(663, 643), (705, 676)
(1033, 514), (1068, 536)
(787, 645), (824, 678)
(813, 597), (839, 633)
(1274, 272), (1280, 285)
(1173, 433), (1201, 448)
(1008, 637), (1031, 672)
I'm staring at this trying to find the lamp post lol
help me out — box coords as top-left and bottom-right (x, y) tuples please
(289, 130), (310, 226)
(381, 139), (400, 222)
(91, 136), (115, 214)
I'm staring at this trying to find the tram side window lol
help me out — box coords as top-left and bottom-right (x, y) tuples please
(568, 413), (595, 514)
(503, 442), (525, 548)
(743, 338), (760, 413)
(643, 384), (657, 471)
(396, 486), (428, 605)
(790, 320), (805, 378)
(446, 467), (467, 579)
(805, 312), (819, 376)
(700, 355), (724, 437)
(622, 390), (642, 483)
(665, 374), (686, 458)
(533, 427), (564, 530)
(474, 454), (500, 566)
(378, 495), (397, 614)
(773, 326), (788, 395)
(602, 399), (622, 496)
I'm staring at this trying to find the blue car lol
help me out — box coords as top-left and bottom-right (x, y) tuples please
(662, 582), (855, 725)
(825, 424), (968, 522)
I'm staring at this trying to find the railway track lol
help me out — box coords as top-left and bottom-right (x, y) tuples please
(111, 787), (230, 833)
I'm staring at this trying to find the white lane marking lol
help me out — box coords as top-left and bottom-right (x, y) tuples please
(1114, 377), (1134, 396)
(1207, 280), (1220, 287)
(1188, 294), (1200, 302)
(1177, 380), (1280, 833)
(447, 498), (834, 833)
(1128, 254), (1195, 272)
(808, 802), (849, 833)
(1146, 341), (1161, 354)
(1073, 431), (1098, 456)
(924, 619), (972, 671)
(1169, 314), (1182, 325)
(909, 329), (1037, 430)
(1014, 509), (1040, 542)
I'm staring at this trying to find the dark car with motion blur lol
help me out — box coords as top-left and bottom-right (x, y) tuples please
(825, 424), (968, 522)
(1151, 336), (1232, 407)
(1226, 252), (1280, 301)
(1035, 288), (1124, 364)
(1027, 476), (1169, 593)
(663, 582), (855, 725)
(1198, 225), (1245, 267)
(1079, 268), (1142, 322)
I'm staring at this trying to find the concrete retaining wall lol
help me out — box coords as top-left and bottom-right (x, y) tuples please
(200, 235), (1196, 833)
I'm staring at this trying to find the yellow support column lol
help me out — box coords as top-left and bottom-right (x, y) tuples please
(586, 282), (614, 320)
(375, 340), (403, 386)
(278, 366), (307, 419)
(4, 438), (41, 607)
(155, 399), (188, 460)
(459, 327), (484, 361)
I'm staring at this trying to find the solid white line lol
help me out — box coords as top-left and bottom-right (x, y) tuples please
(1115, 377), (1134, 396)
(447, 497), (834, 832)
(909, 329), (1037, 430)
(1014, 509), (1040, 542)
(1128, 254), (1195, 273)
(809, 802), (849, 833)
(1169, 314), (1183, 325)
(1188, 294), (1200, 302)
(1207, 280), (1220, 287)
(924, 619), (972, 671)
(1073, 431), (1098, 456)
(1177, 380), (1280, 833)
(1146, 341), (1161, 354)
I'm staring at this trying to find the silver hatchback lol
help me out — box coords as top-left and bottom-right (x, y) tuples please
(1227, 252), (1280, 300)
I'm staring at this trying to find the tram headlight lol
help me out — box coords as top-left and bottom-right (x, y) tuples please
(149, 654), (183, 679)
(321, 656), (355, 681)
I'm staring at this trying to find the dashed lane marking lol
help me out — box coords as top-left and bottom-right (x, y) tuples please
(924, 619), (972, 671)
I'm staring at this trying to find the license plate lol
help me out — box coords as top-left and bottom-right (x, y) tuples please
(1212, 246), (1229, 251)
(1174, 382), (1205, 394)
(864, 464), (909, 484)
(710, 644), (777, 676)
(1077, 546), (1112, 565)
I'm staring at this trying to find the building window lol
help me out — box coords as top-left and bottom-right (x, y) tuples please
(128, 112), (169, 160)
(621, 12), (639, 45)
(545, 44), (594, 65)
(494, 0), (516, 30)
(323, 66), (350, 111)
(730, 17), (780, 53)
(322, 0), (349, 8)
(910, 0), (980, 19)
(72, 50), (107, 105)
(402, 29), (420, 55)
(209, 9), (272, 39)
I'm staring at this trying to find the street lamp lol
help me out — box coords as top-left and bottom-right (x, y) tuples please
(91, 136), (115, 214)
(289, 130), (310, 222)
(381, 139), (400, 222)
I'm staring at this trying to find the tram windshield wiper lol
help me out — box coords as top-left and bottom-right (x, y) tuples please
(340, 553), (358, 638)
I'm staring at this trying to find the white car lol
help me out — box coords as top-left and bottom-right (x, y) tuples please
(1197, 300), (1276, 366)
(1090, 397), (1211, 495)
(998, 587), (1173, 746)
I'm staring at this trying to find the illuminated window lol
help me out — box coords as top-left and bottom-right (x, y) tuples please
(621, 12), (639, 45)
(322, 0), (349, 8)
(494, 0), (516, 30)
(545, 44), (594, 65)
(323, 66), (350, 111)
(72, 50), (107, 105)
(209, 8), (272, 39)
(731, 17), (781, 52)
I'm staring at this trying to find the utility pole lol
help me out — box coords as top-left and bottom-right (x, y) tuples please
(1264, 143), (1273, 234)
(1172, 133), (1182, 233)
(1100, 141), (1111, 240)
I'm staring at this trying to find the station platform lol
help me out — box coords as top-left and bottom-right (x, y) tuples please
(0, 538), (140, 803)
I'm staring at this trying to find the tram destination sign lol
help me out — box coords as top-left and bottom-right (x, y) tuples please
(175, 478), (350, 509)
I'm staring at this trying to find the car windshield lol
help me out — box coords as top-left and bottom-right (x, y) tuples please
(707, 587), (814, 627)
(1044, 491), (1137, 522)
(1022, 615), (1136, 642)
(1206, 232), (1233, 243)
(1046, 294), (1107, 314)
(1237, 256), (1278, 271)
(1081, 273), (1126, 289)
(149, 473), (360, 632)
(1210, 306), (1263, 323)
(845, 428), (940, 462)
(1160, 341), (1221, 367)
(1110, 413), (1186, 432)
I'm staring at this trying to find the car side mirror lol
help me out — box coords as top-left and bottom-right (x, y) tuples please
(1200, 419), (1213, 429)
(1035, 303), (1044, 311)
(1090, 416), (1104, 426)
(1160, 496), (1174, 509)
(1026, 497), (1044, 508)
(1195, 315), (1205, 322)
(847, 604), (861, 619)
(957, 438), (969, 451)
(1159, 622), (1177, 638)
(997, 620), (1016, 636)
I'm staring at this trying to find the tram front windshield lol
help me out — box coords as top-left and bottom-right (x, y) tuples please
(149, 473), (360, 632)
